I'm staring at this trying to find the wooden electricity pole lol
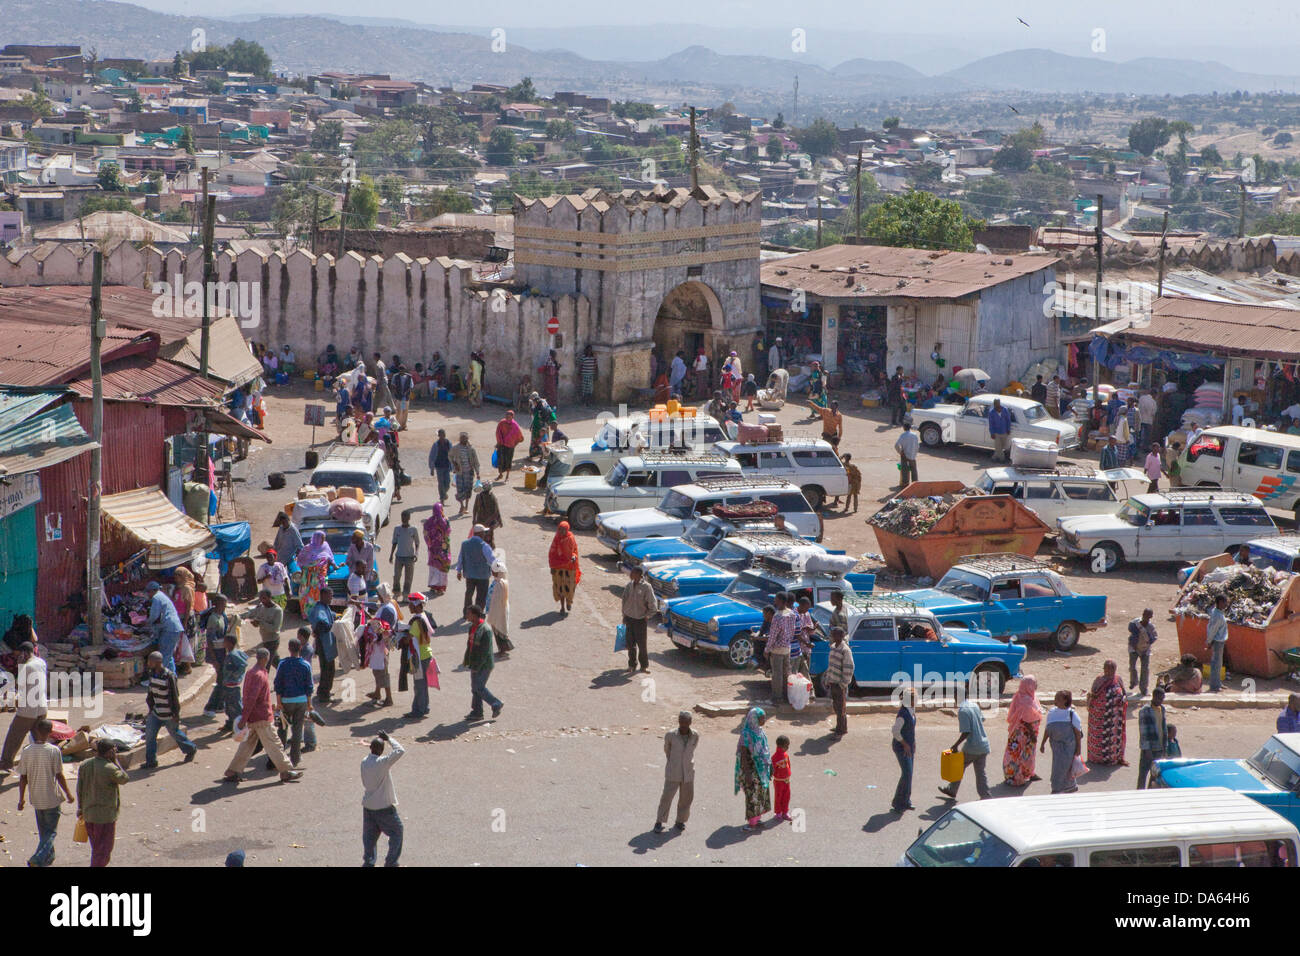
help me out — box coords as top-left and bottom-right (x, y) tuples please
(337, 178), (352, 257)
(1156, 210), (1170, 298)
(816, 195), (823, 248)
(1238, 182), (1247, 239)
(854, 146), (864, 243)
(87, 251), (104, 645)
(1092, 193), (1103, 403)
(688, 107), (699, 190)
(310, 192), (320, 255)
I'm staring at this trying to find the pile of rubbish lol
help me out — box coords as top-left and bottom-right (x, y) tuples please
(869, 489), (973, 538)
(1175, 564), (1292, 626)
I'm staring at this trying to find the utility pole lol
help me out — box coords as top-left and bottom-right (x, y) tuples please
(792, 75), (798, 127)
(1238, 182), (1247, 239)
(688, 107), (699, 191)
(1092, 193), (1103, 404)
(310, 192), (320, 255)
(815, 195), (822, 248)
(196, 193), (215, 479)
(854, 146), (863, 243)
(337, 178), (351, 257)
(87, 251), (104, 645)
(1156, 210), (1169, 298)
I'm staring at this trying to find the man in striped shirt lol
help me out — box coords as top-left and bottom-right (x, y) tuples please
(143, 651), (197, 769)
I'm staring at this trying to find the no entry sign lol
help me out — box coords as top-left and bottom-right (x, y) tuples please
(546, 316), (560, 335)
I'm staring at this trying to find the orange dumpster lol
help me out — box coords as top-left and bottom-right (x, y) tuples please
(869, 480), (1051, 579)
(1173, 553), (1300, 679)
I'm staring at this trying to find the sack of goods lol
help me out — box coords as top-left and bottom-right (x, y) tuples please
(786, 674), (812, 711)
(803, 552), (858, 576)
(294, 496), (332, 521)
(737, 422), (770, 443)
(329, 496), (364, 522)
(1010, 437), (1059, 469)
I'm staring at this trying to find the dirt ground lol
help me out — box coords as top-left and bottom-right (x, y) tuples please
(229, 380), (1298, 707)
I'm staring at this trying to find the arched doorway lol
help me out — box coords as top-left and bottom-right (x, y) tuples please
(652, 280), (723, 395)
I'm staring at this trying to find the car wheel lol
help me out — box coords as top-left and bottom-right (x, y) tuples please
(970, 663), (1007, 698)
(919, 423), (943, 448)
(1051, 620), (1080, 652)
(727, 633), (755, 668)
(1088, 542), (1121, 573)
(568, 501), (598, 531)
(572, 463), (600, 476)
(802, 485), (825, 510)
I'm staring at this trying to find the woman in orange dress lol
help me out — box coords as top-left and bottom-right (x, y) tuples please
(547, 521), (581, 615)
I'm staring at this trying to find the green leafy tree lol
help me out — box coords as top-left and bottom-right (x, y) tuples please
(861, 190), (980, 251)
(485, 127), (518, 166)
(379, 175), (407, 209)
(1252, 211), (1300, 235)
(545, 118), (576, 142)
(179, 125), (196, 154)
(18, 87), (53, 118)
(410, 188), (473, 219)
(1199, 144), (1223, 168)
(97, 162), (125, 193)
(794, 117), (839, 159)
(882, 116), (901, 131)
(80, 194), (136, 215)
(613, 101), (658, 120)
(772, 112), (785, 130)
(310, 120), (343, 152)
(991, 122), (1045, 172)
(352, 119), (418, 169)
(187, 38), (272, 78)
(171, 51), (186, 77)
(506, 77), (536, 103)
(344, 175), (379, 230)
(1128, 117), (1171, 156)
(765, 138), (783, 162)
(961, 175), (1014, 218)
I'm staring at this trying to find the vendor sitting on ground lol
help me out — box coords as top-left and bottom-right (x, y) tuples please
(1158, 653), (1204, 695)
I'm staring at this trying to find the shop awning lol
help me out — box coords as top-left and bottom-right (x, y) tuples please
(202, 407), (271, 442)
(0, 402), (99, 477)
(100, 487), (216, 570)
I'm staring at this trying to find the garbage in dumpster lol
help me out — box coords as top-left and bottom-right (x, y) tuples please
(1173, 564), (1292, 626)
(869, 489), (975, 538)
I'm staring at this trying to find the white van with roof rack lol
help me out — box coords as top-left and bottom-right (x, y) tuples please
(544, 451), (739, 531)
(903, 786), (1299, 867)
(567, 414), (729, 477)
(595, 475), (821, 551)
(307, 443), (395, 530)
(715, 438), (848, 510)
(974, 464), (1148, 526)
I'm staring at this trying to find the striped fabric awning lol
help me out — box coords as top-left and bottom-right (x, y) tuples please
(100, 487), (216, 570)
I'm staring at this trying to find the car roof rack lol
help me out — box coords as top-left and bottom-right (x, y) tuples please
(1145, 489), (1258, 504)
(725, 530), (806, 547)
(691, 475), (797, 491)
(1000, 463), (1099, 478)
(954, 554), (1049, 573)
(636, 450), (732, 465)
(318, 443), (380, 463)
(841, 591), (927, 613)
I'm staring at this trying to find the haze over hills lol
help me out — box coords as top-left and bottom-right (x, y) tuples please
(4, 0), (1299, 103)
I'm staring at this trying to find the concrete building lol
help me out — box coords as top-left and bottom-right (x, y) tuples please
(760, 244), (1059, 387)
(514, 185), (763, 402)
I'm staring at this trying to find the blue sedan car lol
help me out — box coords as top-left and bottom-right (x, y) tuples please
(647, 531), (826, 603)
(806, 600), (1027, 693)
(1151, 733), (1300, 829)
(897, 556), (1106, 653)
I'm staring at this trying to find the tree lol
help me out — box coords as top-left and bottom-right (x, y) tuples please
(506, 77), (536, 103)
(961, 175), (1014, 219)
(1168, 120), (1195, 158)
(1252, 211), (1300, 236)
(310, 120), (343, 152)
(80, 195), (136, 215)
(612, 101), (658, 120)
(171, 52), (186, 77)
(1199, 144), (1223, 168)
(485, 127), (518, 166)
(882, 116), (901, 131)
(772, 112), (785, 129)
(410, 188), (473, 219)
(794, 117), (838, 159)
(179, 125), (196, 155)
(991, 122), (1045, 172)
(379, 175), (407, 209)
(187, 38), (272, 78)
(765, 137), (783, 162)
(1128, 117), (1171, 156)
(861, 190), (980, 251)
(1275, 131), (1294, 147)
(97, 162), (125, 193)
(545, 118), (576, 142)
(352, 119), (418, 169)
(344, 175), (379, 230)
(17, 87), (52, 118)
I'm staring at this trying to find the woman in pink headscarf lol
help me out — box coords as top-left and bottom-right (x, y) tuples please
(422, 503), (451, 596)
(1002, 674), (1044, 786)
(295, 530), (336, 609)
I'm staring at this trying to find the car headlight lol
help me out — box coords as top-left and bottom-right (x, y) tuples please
(615, 528), (627, 540)
(708, 618), (719, 634)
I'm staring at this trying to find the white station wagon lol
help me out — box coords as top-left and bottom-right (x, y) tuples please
(908, 394), (1081, 451)
(1056, 490), (1280, 572)
(974, 464), (1148, 526)
(715, 438), (849, 510)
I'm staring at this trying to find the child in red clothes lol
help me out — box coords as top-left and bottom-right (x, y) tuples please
(772, 735), (792, 821)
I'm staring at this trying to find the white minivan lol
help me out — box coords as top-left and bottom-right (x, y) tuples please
(1180, 426), (1300, 518)
(902, 787), (1299, 867)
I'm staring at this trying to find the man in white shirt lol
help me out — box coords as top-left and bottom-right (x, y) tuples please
(360, 731), (404, 866)
(894, 422), (920, 489)
(1137, 390), (1158, 447)
(17, 718), (72, 867)
(768, 337), (784, 376)
(0, 641), (47, 775)
(1231, 396), (1247, 426)
(655, 711), (699, 833)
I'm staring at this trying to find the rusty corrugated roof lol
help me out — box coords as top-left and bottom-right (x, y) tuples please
(760, 244), (1057, 301)
(65, 355), (223, 405)
(0, 286), (199, 340)
(1112, 297), (1300, 359)
(0, 324), (152, 387)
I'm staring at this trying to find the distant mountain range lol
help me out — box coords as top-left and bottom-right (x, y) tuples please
(4, 0), (1299, 104)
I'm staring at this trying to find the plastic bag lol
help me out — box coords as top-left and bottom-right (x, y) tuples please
(614, 624), (626, 652)
(787, 673), (812, 710)
(73, 817), (88, 843)
(491, 448), (499, 469)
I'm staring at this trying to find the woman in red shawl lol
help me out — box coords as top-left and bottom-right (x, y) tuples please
(1002, 675), (1043, 786)
(1086, 658), (1129, 766)
(422, 503), (451, 596)
(547, 520), (581, 615)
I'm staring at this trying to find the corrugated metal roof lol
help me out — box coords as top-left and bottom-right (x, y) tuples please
(65, 355), (224, 404)
(161, 315), (263, 389)
(0, 286), (200, 341)
(100, 487), (215, 570)
(0, 324), (152, 387)
(0, 402), (98, 477)
(33, 211), (192, 244)
(1104, 297), (1300, 359)
(760, 244), (1057, 301)
(0, 389), (66, 432)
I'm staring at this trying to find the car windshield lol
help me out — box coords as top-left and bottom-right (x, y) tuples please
(682, 522), (722, 548)
(907, 811), (1018, 867)
(658, 490), (696, 520)
(1021, 403), (1048, 422)
(310, 470), (377, 494)
(1246, 740), (1300, 791)
(607, 462), (628, 487)
(936, 568), (991, 601)
(975, 474), (995, 494)
(1118, 500), (1149, 526)
(1248, 545), (1294, 573)
(706, 540), (753, 571)
(724, 572), (783, 606)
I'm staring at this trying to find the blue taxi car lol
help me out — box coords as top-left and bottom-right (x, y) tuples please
(896, 555), (1106, 652)
(662, 554), (875, 668)
(621, 513), (814, 567)
(647, 531), (850, 604)
(806, 598), (1027, 693)
(1150, 733), (1300, 829)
